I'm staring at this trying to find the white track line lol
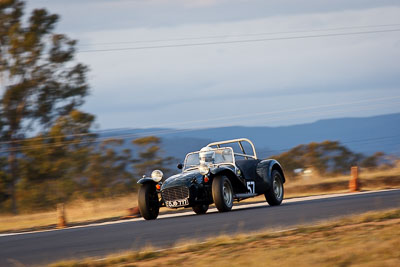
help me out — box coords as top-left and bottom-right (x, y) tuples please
(0, 189), (397, 237)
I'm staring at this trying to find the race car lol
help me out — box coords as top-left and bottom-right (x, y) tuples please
(137, 138), (285, 220)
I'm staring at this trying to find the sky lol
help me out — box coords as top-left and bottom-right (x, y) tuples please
(26, 0), (400, 130)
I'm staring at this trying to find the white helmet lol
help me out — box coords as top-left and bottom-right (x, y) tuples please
(199, 147), (214, 164)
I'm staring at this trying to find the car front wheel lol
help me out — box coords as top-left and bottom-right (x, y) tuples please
(212, 175), (234, 212)
(138, 183), (160, 220)
(192, 204), (209, 214)
(265, 170), (284, 206)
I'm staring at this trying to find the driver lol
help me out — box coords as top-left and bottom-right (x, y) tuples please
(199, 147), (215, 165)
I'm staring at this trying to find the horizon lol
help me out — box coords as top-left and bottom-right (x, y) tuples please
(94, 111), (400, 132)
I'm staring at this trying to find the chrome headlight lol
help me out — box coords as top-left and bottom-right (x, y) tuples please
(198, 164), (210, 175)
(151, 170), (163, 182)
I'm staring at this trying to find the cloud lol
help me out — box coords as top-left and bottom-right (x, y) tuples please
(26, 1), (400, 129)
(28, 0), (400, 32)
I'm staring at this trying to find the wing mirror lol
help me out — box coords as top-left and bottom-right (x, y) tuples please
(177, 163), (183, 170)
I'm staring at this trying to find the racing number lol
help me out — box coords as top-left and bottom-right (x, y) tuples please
(247, 181), (255, 194)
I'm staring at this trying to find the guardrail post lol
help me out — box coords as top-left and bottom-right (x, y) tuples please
(57, 203), (67, 228)
(349, 166), (360, 192)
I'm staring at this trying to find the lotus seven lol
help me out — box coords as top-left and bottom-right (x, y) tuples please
(137, 138), (285, 220)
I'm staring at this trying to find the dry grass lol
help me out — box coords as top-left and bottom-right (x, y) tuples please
(49, 209), (400, 267)
(290, 164), (400, 185)
(0, 194), (137, 233)
(1, 166), (399, 233)
(285, 165), (400, 195)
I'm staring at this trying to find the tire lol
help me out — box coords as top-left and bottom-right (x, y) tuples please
(212, 175), (234, 212)
(265, 170), (284, 206)
(192, 204), (209, 214)
(138, 183), (159, 220)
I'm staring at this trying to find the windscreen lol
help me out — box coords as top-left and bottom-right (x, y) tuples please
(183, 147), (234, 171)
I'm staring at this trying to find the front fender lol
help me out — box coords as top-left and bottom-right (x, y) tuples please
(137, 177), (157, 185)
(210, 165), (236, 176)
(211, 165), (246, 192)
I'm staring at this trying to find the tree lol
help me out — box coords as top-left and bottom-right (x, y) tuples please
(132, 136), (173, 178)
(83, 139), (135, 199)
(13, 113), (137, 211)
(0, 157), (10, 211)
(361, 152), (385, 168)
(274, 140), (366, 179)
(0, 0), (89, 213)
(16, 110), (95, 210)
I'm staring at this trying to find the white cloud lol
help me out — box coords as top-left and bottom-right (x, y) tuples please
(27, 1), (400, 129)
(28, 0), (400, 32)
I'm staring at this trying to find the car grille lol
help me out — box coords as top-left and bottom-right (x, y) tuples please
(162, 186), (189, 201)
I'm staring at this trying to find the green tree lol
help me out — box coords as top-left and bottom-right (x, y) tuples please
(13, 112), (138, 211)
(0, 0), (89, 213)
(132, 136), (173, 178)
(0, 157), (10, 211)
(361, 152), (385, 168)
(83, 139), (135, 199)
(274, 140), (366, 178)
(16, 110), (95, 211)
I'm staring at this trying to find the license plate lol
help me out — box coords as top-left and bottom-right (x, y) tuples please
(165, 198), (189, 208)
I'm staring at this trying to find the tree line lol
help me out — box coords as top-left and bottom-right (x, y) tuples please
(273, 140), (388, 179)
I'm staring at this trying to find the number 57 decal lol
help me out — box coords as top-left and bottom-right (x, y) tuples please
(247, 181), (255, 194)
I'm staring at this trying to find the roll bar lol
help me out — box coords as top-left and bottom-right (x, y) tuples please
(207, 138), (257, 160)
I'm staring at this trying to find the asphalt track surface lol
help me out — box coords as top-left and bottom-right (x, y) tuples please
(1, 189), (399, 266)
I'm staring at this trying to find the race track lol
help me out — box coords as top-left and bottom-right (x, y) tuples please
(1, 189), (399, 266)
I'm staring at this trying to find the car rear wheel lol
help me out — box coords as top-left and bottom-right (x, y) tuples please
(192, 204), (209, 214)
(212, 175), (233, 212)
(138, 183), (160, 220)
(265, 170), (284, 206)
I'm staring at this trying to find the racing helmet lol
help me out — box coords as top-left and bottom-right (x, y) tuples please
(199, 146), (214, 164)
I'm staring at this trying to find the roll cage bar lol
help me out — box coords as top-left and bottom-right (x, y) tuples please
(207, 138), (257, 160)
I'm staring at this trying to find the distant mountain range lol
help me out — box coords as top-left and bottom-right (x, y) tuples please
(100, 113), (400, 162)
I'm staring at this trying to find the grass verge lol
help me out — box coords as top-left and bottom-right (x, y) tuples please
(285, 166), (400, 195)
(0, 194), (138, 233)
(49, 208), (400, 267)
(1, 166), (399, 233)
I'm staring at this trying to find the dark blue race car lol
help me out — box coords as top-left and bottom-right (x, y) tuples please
(137, 138), (285, 220)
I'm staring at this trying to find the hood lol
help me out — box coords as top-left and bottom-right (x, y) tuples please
(161, 170), (203, 190)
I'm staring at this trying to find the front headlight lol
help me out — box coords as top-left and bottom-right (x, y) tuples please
(151, 170), (163, 182)
(198, 164), (210, 175)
